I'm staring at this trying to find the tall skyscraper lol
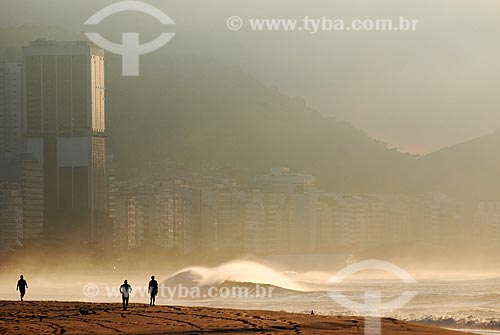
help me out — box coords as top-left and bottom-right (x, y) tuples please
(0, 60), (23, 156)
(22, 39), (106, 242)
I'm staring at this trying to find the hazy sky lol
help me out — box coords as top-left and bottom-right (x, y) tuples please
(1, 0), (499, 154)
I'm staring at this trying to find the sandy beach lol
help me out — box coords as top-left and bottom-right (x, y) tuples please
(0, 300), (474, 335)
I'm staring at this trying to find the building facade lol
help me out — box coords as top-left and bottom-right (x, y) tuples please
(243, 191), (289, 254)
(21, 153), (44, 239)
(473, 201), (500, 250)
(114, 195), (140, 249)
(254, 168), (318, 253)
(22, 39), (107, 242)
(0, 60), (23, 156)
(0, 182), (23, 252)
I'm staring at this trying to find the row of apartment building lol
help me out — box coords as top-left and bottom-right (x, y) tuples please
(109, 168), (318, 255)
(0, 154), (44, 253)
(1, 40), (499, 255)
(109, 167), (500, 255)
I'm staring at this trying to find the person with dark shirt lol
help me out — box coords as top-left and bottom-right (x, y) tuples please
(148, 275), (159, 306)
(16, 275), (28, 301)
(119, 280), (132, 311)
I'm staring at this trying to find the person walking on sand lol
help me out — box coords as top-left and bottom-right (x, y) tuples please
(16, 275), (28, 301)
(148, 275), (159, 306)
(120, 280), (132, 311)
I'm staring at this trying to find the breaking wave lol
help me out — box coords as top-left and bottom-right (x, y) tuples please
(161, 259), (311, 292)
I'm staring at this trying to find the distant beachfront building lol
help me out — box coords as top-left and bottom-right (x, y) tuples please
(0, 182), (23, 253)
(243, 191), (289, 254)
(114, 194), (140, 249)
(174, 183), (201, 254)
(21, 153), (44, 239)
(22, 39), (107, 243)
(200, 185), (244, 254)
(316, 194), (337, 251)
(133, 191), (158, 248)
(318, 193), (361, 252)
(153, 189), (190, 251)
(0, 153), (44, 242)
(253, 168), (318, 253)
(106, 168), (469, 256)
(473, 201), (500, 249)
(110, 181), (195, 252)
(197, 172), (318, 256)
(410, 193), (465, 251)
(105, 151), (117, 247)
(0, 60), (23, 157)
(193, 168), (319, 255)
(316, 192), (462, 255)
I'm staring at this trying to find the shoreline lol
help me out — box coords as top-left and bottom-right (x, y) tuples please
(0, 300), (476, 334)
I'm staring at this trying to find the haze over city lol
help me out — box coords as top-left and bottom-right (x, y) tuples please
(0, 1), (500, 335)
(2, 0), (500, 153)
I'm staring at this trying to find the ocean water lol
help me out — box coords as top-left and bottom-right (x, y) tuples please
(172, 278), (500, 335)
(1, 260), (500, 335)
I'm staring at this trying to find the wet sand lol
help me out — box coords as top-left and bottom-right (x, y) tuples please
(0, 300), (473, 334)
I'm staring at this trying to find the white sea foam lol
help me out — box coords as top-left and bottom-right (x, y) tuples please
(165, 259), (311, 291)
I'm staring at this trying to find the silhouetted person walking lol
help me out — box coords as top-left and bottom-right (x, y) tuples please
(16, 275), (28, 301)
(120, 280), (132, 311)
(148, 275), (159, 306)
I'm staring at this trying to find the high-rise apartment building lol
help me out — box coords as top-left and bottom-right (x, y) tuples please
(243, 191), (289, 254)
(174, 183), (201, 254)
(153, 189), (190, 250)
(0, 182), (23, 253)
(22, 39), (106, 242)
(201, 185), (243, 254)
(0, 60), (23, 156)
(254, 168), (318, 253)
(114, 194), (139, 249)
(21, 153), (44, 239)
(473, 201), (500, 249)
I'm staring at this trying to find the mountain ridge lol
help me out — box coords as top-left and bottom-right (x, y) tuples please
(1, 25), (499, 199)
